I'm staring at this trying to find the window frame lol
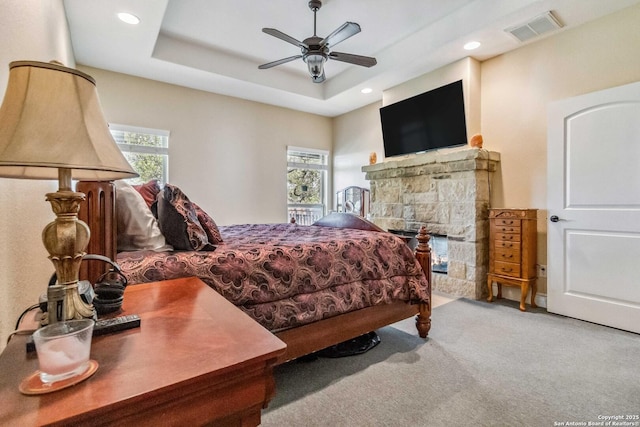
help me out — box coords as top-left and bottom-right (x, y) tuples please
(109, 123), (170, 185)
(286, 146), (329, 225)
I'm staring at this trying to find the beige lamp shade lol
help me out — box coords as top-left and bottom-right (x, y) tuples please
(0, 61), (137, 180)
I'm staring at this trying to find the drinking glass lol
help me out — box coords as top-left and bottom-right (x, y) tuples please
(32, 319), (94, 383)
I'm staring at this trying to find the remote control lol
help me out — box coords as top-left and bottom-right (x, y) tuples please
(93, 314), (141, 336)
(25, 315), (142, 353)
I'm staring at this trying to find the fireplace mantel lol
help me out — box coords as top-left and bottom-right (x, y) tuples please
(363, 147), (500, 299)
(363, 147), (500, 175)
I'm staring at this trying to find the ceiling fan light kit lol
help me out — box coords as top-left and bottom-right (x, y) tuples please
(259, 0), (376, 83)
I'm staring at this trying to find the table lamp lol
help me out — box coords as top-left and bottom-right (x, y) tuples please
(0, 60), (138, 322)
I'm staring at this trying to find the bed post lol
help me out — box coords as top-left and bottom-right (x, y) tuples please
(414, 226), (432, 338)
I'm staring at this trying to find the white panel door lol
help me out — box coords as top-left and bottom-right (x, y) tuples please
(547, 81), (640, 334)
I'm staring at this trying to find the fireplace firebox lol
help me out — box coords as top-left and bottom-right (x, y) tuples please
(389, 230), (448, 274)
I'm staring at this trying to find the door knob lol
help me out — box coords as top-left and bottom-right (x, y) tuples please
(550, 215), (560, 222)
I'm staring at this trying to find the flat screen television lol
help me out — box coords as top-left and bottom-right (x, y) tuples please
(380, 80), (468, 158)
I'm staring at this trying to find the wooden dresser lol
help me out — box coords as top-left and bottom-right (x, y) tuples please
(487, 208), (537, 311)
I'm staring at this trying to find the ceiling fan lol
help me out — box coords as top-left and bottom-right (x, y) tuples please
(258, 0), (377, 83)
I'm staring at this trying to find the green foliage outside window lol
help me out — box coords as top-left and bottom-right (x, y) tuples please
(288, 168), (321, 204)
(122, 151), (166, 184)
(111, 127), (169, 185)
(287, 150), (326, 205)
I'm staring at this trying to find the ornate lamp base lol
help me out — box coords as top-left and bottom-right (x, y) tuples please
(41, 169), (96, 323)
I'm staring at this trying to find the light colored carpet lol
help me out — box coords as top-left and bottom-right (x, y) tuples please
(262, 297), (640, 427)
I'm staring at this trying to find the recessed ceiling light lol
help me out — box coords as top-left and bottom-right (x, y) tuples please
(464, 41), (481, 50)
(117, 12), (140, 25)
(361, 87), (373, 94)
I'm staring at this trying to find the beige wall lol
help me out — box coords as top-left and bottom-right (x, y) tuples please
(332, 3), (640, 300)
(0, 0), (76, 352)
(482, 5), (640, 210)
(333, 100), (382, 203)
(81, 67), (333, 226)
(333, 57), (482, 207)
(480, 3), (640, 298)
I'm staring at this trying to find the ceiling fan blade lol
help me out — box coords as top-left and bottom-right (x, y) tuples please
(262, 28), (308, 49)
(311, 70), (326, 83)
(329, 52), (377, 67)
(258, 55), (303, 69)
(321, 22), (361, 48)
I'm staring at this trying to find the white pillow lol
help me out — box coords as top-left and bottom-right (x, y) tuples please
(114, 180), (172, 252)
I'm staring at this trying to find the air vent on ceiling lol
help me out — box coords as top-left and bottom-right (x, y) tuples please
(505, 11), (563, 43)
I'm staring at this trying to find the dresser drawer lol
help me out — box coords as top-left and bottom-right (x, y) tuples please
(494, 240), (518, 250)
(493, 261), (521, 277)
(494, 232), (521, 243)
(494, 218), (521, 227)
(491, 221), (521, 235)
(495, 247), (520, 263)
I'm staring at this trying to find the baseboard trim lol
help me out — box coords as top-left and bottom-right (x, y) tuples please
(535, 293), (547, 308)
(491, 284), (547, 308)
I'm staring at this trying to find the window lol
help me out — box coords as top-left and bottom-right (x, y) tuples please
(109, 124), (169, 185)
(287, 147), (329, 225)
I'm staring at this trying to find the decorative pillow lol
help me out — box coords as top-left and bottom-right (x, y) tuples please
(114, 180), (172, 252)
(156, 184), (215, 251)
(193, 203), (224, 245)
(132, 179), (161, 209)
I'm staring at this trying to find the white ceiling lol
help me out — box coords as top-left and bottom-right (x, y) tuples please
(63, 0), (640, 117)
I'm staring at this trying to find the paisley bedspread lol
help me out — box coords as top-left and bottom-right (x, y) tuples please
(117, 223), (429, 331)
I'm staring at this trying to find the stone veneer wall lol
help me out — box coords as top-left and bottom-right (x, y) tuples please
(362, 148), (500, 299)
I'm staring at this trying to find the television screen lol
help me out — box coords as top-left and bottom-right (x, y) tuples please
(380, 80), (468, 158)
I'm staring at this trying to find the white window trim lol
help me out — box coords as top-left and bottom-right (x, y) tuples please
(287, 146), (329, 156)
(110, 123), (170, 184)
(110, 124), (170, 154)
(287, 146), (330, 171)
(110, 123), (170, 138)
(287, 146), (330, 224)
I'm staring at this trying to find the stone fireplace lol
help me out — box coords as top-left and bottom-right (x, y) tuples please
(363, 148), (500, 299)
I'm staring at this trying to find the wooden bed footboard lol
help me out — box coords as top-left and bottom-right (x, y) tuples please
(76, 182), (432, 364)
(312, 212), (432, 342)
(273, 219), (431, 364)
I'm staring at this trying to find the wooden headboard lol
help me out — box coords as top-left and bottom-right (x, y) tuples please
(77, 181), (117, 284)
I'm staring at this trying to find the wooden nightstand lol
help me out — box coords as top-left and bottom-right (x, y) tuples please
(0, 277), (286, 426)
(487, 208), (538, 311)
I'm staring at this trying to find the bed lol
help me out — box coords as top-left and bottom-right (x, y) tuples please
(77, 180), (432, 364)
